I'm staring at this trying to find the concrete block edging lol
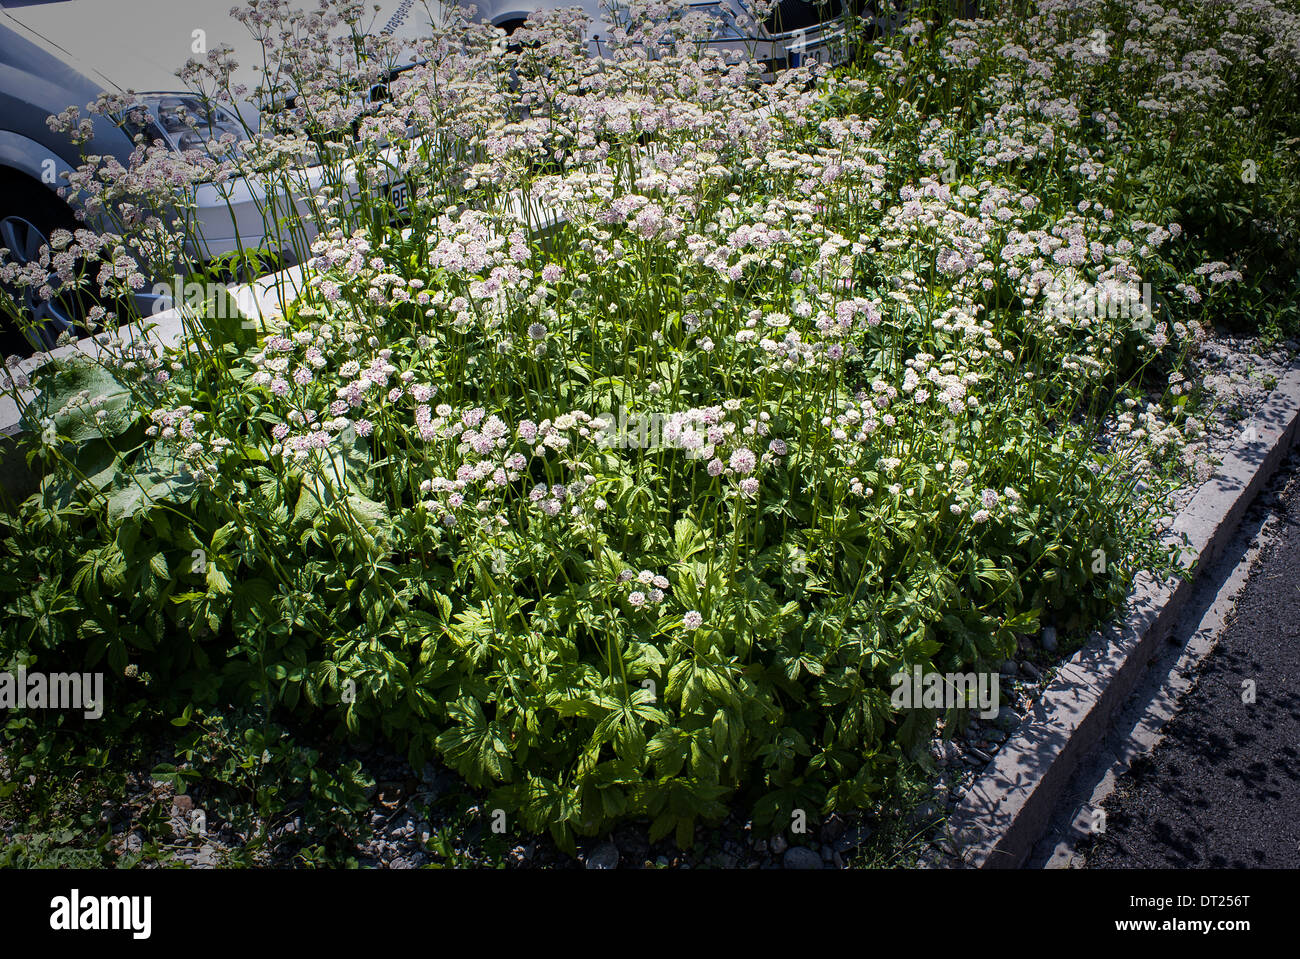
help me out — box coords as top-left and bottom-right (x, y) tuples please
(944, 363), (1300, 868)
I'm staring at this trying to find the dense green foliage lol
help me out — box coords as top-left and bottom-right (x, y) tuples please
(2, 0), (1297, 854)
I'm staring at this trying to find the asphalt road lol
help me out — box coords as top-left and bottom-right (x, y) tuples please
(1083, 467), (1300, 869)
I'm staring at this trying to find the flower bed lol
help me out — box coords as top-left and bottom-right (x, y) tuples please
(2, 0), (1298, 856)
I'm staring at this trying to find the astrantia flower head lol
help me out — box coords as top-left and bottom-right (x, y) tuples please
(729, 448), (756, 474)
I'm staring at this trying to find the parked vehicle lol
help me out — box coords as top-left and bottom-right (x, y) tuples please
(462, 0), (903, 72)
(0, 0), (908, 351)
(0, 0), (430, 350)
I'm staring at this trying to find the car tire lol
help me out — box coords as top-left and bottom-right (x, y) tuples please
(0, 173), (85, 354)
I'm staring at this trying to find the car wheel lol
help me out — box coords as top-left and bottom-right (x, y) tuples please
(0, 178), (84, 354)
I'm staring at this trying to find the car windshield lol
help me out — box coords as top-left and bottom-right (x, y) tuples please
(765, 0), (846, 34)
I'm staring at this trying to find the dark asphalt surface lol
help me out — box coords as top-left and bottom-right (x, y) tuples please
(1083, 466), (1300, 869)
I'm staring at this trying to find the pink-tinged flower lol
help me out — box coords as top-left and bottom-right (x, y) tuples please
(628, 591), (646, 607)
(707, 457), (725, 476)
(739, 477), (759, 497)
(981, 488), (999, 510)
(972, 509), (991, 524)
(683, 610), (703, 630)
(541, 264), (563, 283)
(355, 419), (373, 437)
(729, 448), (757, 475)
(527, 323), (547, 340)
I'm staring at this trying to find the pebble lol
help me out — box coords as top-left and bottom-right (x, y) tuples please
(585, 841), (620, 870)
(783, 846), (823, 870)
(832, 825), (872, 853)
(931, 738), (961, 765)
(1041, 626), (1058, 652)
(820, 815), (846, 843)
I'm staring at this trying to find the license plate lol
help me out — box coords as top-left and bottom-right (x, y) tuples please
(383, 179), (410, 217)
(796, 33), (847, 68)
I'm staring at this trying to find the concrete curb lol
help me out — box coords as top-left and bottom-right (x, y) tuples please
(0, 265), (309, 501)
(943, 362), (1300, 869)
(0, 264), (308, 437)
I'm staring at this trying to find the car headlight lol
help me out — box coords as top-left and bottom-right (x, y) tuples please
(121, 94), (249, 155)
